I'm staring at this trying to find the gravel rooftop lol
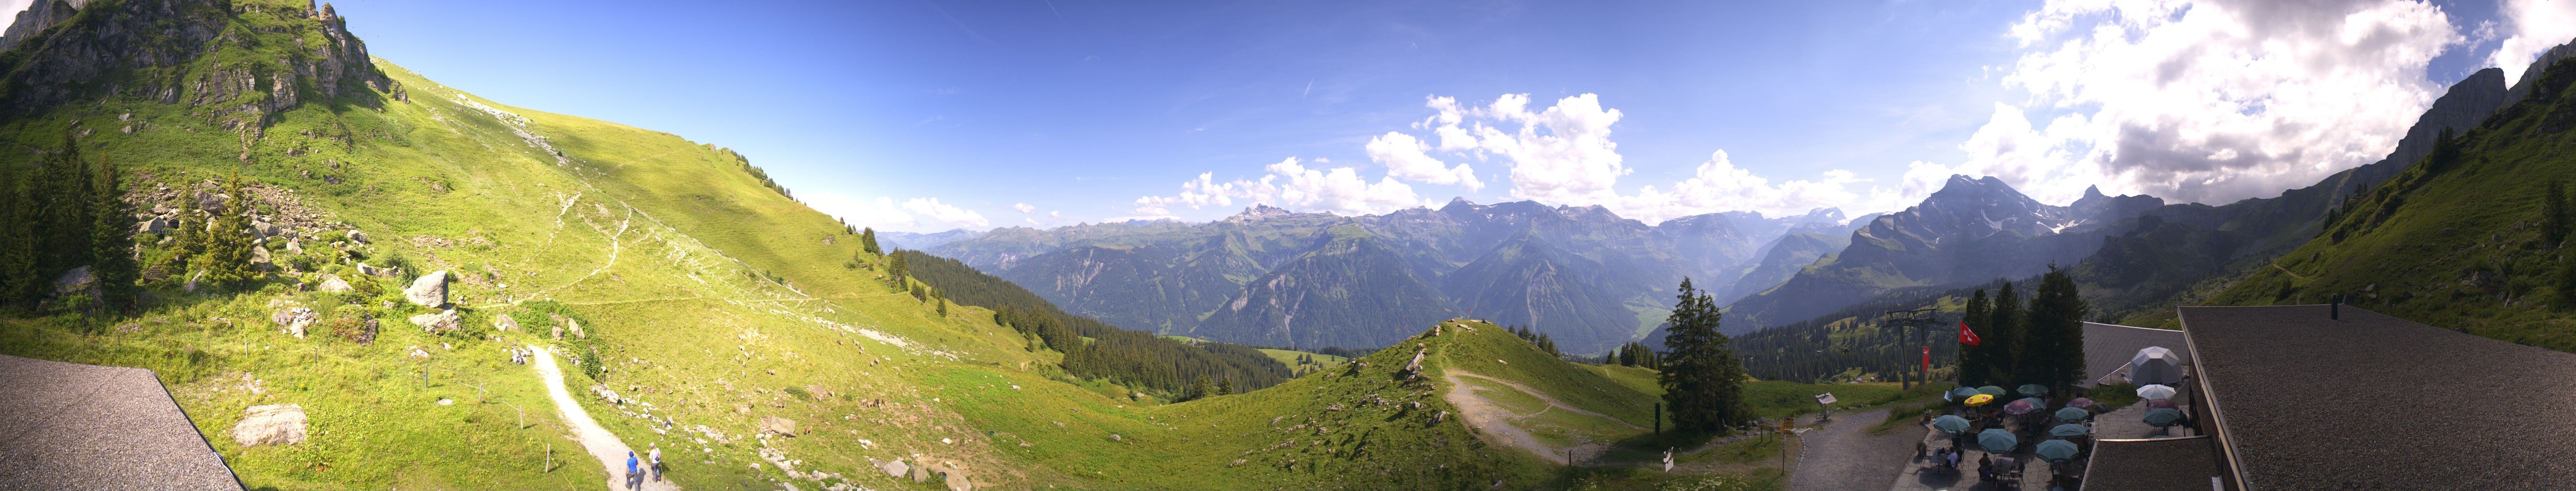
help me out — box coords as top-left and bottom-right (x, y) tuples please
(2080, 436), (2221, 491)
(2179, 305), (2576, 490)
(0, 354), (242, 491)
(2078, 322), (2189, 387)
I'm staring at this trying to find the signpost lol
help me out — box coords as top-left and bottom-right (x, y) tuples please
(1815, 393), (1837, 421)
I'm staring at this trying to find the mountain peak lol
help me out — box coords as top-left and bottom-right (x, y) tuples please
(1226, 203), (1297, 222)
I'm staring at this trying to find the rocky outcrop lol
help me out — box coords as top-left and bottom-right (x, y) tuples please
(52, 265), (94, 296)
(404, 270), (448, 307)
(408, 309), (459, 334)
(230, 404), (307, 447)
(315, 274), (351, 292)
(0, 0), (398, 126)
(271, 307), (316, 338)
(493, 313), (518, 331)
(0, 0), (85, 53)
(759, 416), (798, 436)
(2505, 38), (2576, 108)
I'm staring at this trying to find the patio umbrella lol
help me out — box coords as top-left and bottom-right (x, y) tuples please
(1977, 385), (2008, 397)
(2136, 384), (2178, 400)
(2049, 423), (2090, 437)
(1932, 415), (1972, 433)
(2066, 397), (2095, 409)
(2128, 346), (2185, 386)
(1977, 428), (2018, 453)
(2144, 408), (2185, 427)
(2035, 439), (2081, 462)
(2053, 407), (2091, 421)
(1964, 394), (1996, 406)
(2017, 384), (2048, 396)
(1950, 387), (1983, 400)
(2002, 397), (2041, 415)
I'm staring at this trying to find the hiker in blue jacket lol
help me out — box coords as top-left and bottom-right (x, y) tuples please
(626, 451), (641, 490)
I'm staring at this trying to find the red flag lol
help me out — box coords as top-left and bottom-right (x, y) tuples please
(1959, 319), (1981, 346)
(1920, 346), (1931, 373)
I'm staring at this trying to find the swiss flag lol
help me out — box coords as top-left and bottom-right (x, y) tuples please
(1959, 319), (1982, 346)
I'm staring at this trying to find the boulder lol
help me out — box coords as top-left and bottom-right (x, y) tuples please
(409, 309), (460, 334)
(253, 221), (277, 238)
(272, 307), (317, 338)
(494, 313), (519, 331)
(346, 230), (368, 244)
(404, 270), (448, 307)
(759, 416), (798, 436)
(878, 459), (910, 478)
(567, 318), (586, 339)
(53, 266), (94, 295)
(136, 218), (171, 234)
(551, 325), (564, 340)
(316, 274), (352, 293)
(250, 246), (275, 271)
(283, 240), (303, 255)
(230, 404), (308, 447)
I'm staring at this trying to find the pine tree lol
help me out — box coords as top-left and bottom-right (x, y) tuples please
(0, 169), (42, 312)
(861, 228), (881, 255)
(886, 250), (908, 289)
(90, 157), (138, 314)
(935, 295), (949, 316)
(1217, 376), (1235, 396)
(1956, 289), (1992, 386)
(2549, 178), (2569, 248)
(2022, 266), (2089, 392)
(1190, 375), (1217, 401)
(1983, 281), (2024, 386)
(198, 174), (257, 289)
(1659, 278), (1748, 433)
(171, 185), (204, 268)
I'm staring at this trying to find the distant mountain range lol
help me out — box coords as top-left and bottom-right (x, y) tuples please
(926, 200), (1867, 352)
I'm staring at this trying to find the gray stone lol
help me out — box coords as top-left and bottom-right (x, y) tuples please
(230, 404), (307, 447)
(283, 240), (302, 256)
(494, 313), (519, 331)
(250, 246), (274, 271)
(759, 416), (798, 436)
(315, 274), (351, 293)
(404, 270), (448, 307)
(272, 307), (317, 338)
(879, 459), (909, 478)
(346, 230), (368, 244)
(136, 218), (171, 234)
(53, 266), (94, 295)
(409, 309), (460, 334)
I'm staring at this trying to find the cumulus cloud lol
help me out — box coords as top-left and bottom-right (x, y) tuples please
(2489, 0), (2576, 83)
(1362, 132), (1483, 189)
(1615, 151), (1865, 222)
(1984, 0), (2464, 205)
(805, 193), (990, 231)
(1011, 202), (1036, 213)
(1133, 158), (1427, 216)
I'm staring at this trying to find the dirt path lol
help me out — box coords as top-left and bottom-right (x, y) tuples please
(530, 344), (678, 491)
(1441, 371), (1644, 464)
(1788, 409), (1917, 491)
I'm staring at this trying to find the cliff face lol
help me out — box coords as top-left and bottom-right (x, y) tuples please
(0, 0), (394, 128)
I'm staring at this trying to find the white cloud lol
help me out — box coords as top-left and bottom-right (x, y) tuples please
(1362, 132), (1483, 189)
(805, 193), (991, 231)
(1134, 158), (1428, 216)
(1984, 0), (2464, 205)
(1615, 151), (1865, 222)
(2489, 0), (2576, 83)
(0, 0), (29, 31)
(1011, 202), (1036, 213)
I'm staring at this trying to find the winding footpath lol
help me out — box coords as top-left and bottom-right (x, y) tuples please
(1787, 409), (1917, 491)
(530, 344), (679, 491)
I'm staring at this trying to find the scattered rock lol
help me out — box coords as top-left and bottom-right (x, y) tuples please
(271, 307), (317, 338)
(878, 459), (910, 478)
(53, 266), (95, 296)
(551, 325), (564, 340)
(435, 398), (453, 406)
(316, 275), (352, 293)
(1108, 433), (1123, 442)
(567, 318), (586, 339)
(760, 416), (798, 436)
(408, 346), (429, 358)
(404, 270), (449, 307)
(347, 231), (368, 244)
(230, 404), (308, 446)
(250, 246), (274, 270)
(283, 240), (302, 255)
(136, 218), (171, 234)
(409, 309), (460, 334)
(494, 313), (518, 331)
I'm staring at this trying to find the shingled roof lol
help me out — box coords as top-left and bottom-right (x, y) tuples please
(2079, 321), (2190, 387)
(2081, 436), (2223, 491)
(2179, 305), (2576, 490)
(0, 354), (242, 491)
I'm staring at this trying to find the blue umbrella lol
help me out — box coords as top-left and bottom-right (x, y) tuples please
(2017, 384), (2048, 396)
(1977, 428), (2018, 453)
(2035, 439), (2081, 462)
(1950, 387), (1982, 400)
(2049, 423), (2090, 437)
(2144, 408), (2185, 427)
(1932, 415), (1972, 433)
(1977, 385), (2008, 397)
(2053, 407), (2091, 421)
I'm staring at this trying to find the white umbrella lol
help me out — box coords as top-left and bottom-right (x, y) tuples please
(2136, 384), (2178, 400)
(2128, 346), (2184, 386)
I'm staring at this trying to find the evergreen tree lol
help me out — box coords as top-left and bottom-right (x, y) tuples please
(1659, 278), (1748, 433)
(935, 295), (949, 316)
(198, 174), (257, 288)
(30, 145), (94, 276)
(89, 157), (138, 314)
(1190, 375), (1217, 401)
(1956, 289), (1992, 386)
(0, 169), (41, 312)
(2550, 178), (2571, 248)
(171, 185), (204, 269)
(861, 228), (881, 255)
(2022, 266), (2089, 392)
(1983, 281), (2024, 386)
(1217, 376), (1235, 396)
(886, 249), (908, 288)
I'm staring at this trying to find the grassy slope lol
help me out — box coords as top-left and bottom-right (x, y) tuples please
(2200, 58), (2576, 352)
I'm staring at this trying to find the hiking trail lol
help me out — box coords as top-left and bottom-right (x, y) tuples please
(530, 344), (679, 491)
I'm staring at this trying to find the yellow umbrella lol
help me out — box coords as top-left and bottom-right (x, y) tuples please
(1964, 394), (1996, 406)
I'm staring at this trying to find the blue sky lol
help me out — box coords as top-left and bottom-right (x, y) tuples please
(255, 1), (2569, 230)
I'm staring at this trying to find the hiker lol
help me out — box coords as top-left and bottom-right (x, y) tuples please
(649, 443), (665, 481)
(625, 451), (641, 490)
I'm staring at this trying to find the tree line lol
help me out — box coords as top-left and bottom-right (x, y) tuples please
(0, 143), (154, 317)
(894, 250), (1291, 399)
(1956, 267), (2090, 392)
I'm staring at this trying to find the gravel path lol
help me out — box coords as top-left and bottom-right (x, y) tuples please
(530, 345), (678, 491)
(1789, 409), (1918, 491)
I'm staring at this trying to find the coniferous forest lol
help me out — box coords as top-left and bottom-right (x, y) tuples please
(895, 250), (1291, 398)
(0, 142), (161, 318)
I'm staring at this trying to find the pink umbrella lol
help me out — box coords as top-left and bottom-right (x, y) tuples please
(2066, 397), (2095, 409)
(2002, 398), (2040, 415)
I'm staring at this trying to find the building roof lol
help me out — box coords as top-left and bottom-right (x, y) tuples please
(2178, 305), (2576, 491)
(0, 354), (242, 491)
(2080, 321), (2189, 387)
(2081, 436), (2223, 491)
